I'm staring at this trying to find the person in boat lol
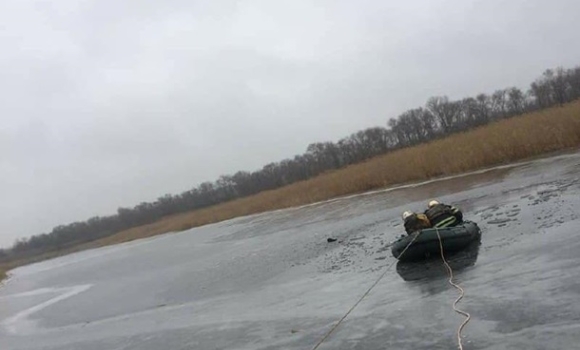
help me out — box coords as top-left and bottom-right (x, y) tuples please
(424, 200), (463, 228)
(402, 210), (432, 235)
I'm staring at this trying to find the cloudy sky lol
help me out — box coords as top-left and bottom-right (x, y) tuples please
(1, 0), (579, 247)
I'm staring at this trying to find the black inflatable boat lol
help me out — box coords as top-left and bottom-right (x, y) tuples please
(391, 221), (481, 262)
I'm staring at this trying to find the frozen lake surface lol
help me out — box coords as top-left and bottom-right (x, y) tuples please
(2, 152), (580, 349)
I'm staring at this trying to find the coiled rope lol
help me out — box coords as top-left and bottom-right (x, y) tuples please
(436, 228), (471, 350)
(310, 233), (420, 350)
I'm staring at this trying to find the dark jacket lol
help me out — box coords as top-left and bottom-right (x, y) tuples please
(404, 213), (431, 235)
(425, 203), (462, 228)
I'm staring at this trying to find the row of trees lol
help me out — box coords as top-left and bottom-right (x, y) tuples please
(3, 65), (580, 261)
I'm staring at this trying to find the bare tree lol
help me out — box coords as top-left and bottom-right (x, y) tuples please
(550, 68), (571, 105)
(306, 142), (342, 171)
(388, 118), (410, 147)
(474, 93), (491, 125)
(567, 67), (580, 100)
(457, 97), (478, 129)
(529, 80), (553, 109)
(397, 108), (436, 143)
(491, 89), (509, 119)
(426, 96), (461, 133)
(507, 87), (526, 116)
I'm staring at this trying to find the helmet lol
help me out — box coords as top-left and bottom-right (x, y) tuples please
(428, 200), (439, 208)
(402, 211), (413, 220)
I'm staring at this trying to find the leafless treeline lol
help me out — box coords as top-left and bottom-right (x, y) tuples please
(3, 65), (579, 259)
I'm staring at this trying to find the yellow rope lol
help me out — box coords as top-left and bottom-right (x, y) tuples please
(436, 228), (471, 350)
(310, 233), (420, 350)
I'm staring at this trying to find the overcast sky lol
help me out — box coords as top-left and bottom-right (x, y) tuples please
(1, 0), (579, 247)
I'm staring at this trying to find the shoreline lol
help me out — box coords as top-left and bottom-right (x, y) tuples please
(2, 148), (578, 284)
(2, 101), (580, 282)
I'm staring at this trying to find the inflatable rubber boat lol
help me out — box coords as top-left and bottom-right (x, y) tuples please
(395, 241), (480, 281)
(391, 221), (481, 262)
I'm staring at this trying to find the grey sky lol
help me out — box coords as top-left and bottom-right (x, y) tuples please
(1, 0), (579, 247)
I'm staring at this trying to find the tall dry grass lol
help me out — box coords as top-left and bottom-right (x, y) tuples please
(2, 101), (580, 279)
(88, 101), (580, 247)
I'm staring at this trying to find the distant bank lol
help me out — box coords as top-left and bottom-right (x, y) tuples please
(1, 100), (580, 282)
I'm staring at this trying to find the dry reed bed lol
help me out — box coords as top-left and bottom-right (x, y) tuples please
(93, 101), (580, 246)
(1, 101), (579, 279)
